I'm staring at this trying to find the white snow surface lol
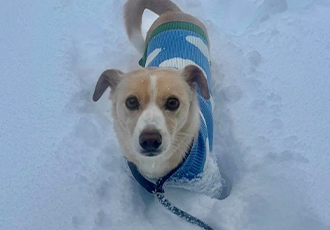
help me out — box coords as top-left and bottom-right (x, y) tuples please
(1, 0), (330, 229)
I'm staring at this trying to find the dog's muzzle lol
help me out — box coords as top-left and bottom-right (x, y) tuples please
(139, 128), (162, 156)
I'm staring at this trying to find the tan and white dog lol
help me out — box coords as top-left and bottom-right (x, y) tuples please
(93, 0), (224, 198)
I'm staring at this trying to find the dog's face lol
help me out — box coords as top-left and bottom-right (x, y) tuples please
(114, 68), (193, 158)
(93, 65), (210, 178)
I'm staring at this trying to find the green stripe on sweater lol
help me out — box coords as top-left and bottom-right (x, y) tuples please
(139, 21), (208, 67)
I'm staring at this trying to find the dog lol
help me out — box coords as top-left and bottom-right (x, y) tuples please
(93, 0), (225, 198)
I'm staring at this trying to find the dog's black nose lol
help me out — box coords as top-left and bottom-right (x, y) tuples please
(139, 129), (162, 152)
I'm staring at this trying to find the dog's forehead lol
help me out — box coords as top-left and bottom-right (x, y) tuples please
(123, 68), (187, 99)
(119, 69), (151, 103)
(125, 72), (150, 92)
(155, 71), (188, 99)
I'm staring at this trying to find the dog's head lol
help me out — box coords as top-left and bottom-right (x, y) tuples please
(93, 65), (210, 178)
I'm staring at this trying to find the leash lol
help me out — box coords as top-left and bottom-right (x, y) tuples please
(156, 194), (214, 230)
(127, 161), (214, 230)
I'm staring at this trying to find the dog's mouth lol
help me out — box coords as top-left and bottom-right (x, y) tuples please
(140, 149), (162, 157)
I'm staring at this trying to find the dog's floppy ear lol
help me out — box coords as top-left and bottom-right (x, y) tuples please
(93, 69), (124, 102)
(181, 65), (210, 100)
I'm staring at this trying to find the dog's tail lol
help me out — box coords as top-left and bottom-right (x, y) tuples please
(124, 0), (181, 55)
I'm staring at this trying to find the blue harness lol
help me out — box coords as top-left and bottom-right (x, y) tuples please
(139, 21), (214, 180)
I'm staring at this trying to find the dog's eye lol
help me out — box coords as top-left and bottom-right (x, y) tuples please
(165, 98), (180, 111)
(125, 96), (139, 110)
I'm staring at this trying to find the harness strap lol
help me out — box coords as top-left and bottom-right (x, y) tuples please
(127, 161), (163, 194)
(127, 154), (184, 194)
(127, 141), (193, 194)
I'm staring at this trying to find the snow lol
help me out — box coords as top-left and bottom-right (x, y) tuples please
(0, 0), (329, 229)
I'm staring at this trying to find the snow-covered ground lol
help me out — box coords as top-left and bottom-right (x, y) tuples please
(1, 0), (329, 229)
